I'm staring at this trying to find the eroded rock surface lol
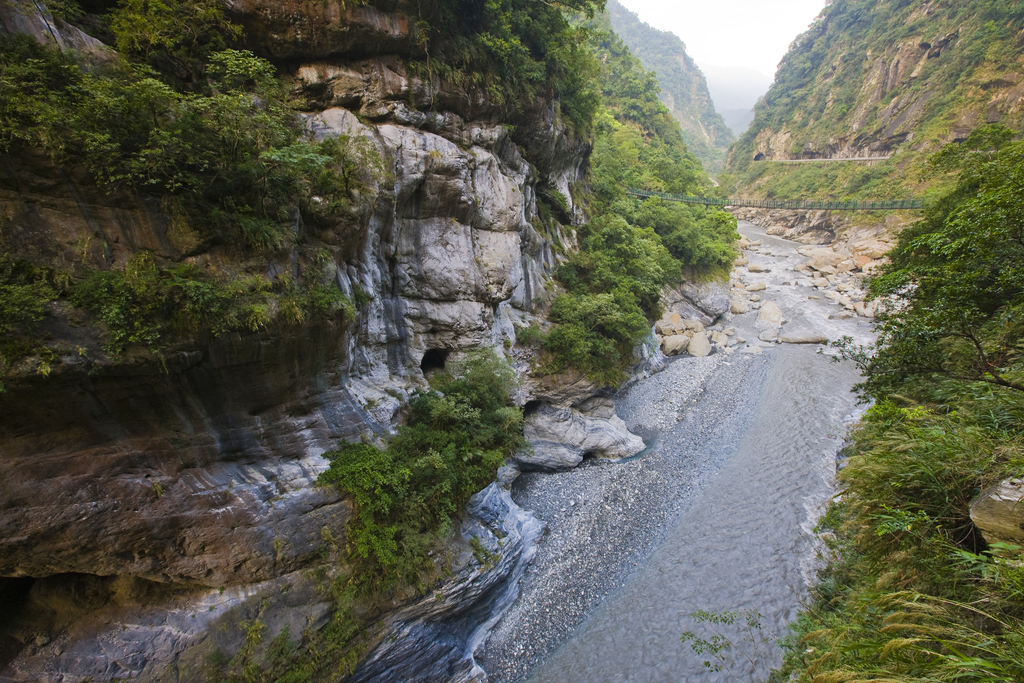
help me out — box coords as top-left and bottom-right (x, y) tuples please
(0, 0), (626, 678)
(518, 404), (645, 471)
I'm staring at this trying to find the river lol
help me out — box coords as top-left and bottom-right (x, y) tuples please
(478, 220), (875, 682)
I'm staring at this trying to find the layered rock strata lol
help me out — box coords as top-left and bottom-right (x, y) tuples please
(0, 1), (628, 679)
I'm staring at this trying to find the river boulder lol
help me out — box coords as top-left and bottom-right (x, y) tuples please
(661, 334), (691, 356)
(688, 332), (712, 357)
(970, 479), (1024, 550)
(757, 301), (785, 325)
(518, 405), (645, 471)
(779, 330), (827, 344)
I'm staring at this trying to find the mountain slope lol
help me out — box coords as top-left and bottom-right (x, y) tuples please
(607, 0), (734, 174)
(724, 0), (1024, 201)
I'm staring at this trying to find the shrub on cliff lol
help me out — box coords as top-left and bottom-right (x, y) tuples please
(0, 35), (379, 251)
(414, 0), (604, 135)
(531, 25), (737, 385)
(318, 351), (524, 594)
(70, 253), (351, 357)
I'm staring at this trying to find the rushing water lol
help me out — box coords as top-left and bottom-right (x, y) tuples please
(520, 222), (873, 683)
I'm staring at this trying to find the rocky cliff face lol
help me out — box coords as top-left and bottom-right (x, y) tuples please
(0, 1), (647, 679)
(723, 1), (1024, 261)
(730, 0), (1024, 165)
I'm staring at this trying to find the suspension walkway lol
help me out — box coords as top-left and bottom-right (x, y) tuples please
(626, 189), (923, 211)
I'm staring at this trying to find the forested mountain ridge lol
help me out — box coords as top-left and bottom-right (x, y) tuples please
(606, 0), (734, 175)
(724, 0), (1024, 202)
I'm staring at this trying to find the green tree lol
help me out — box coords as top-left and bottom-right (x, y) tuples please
(318, 351), (524, 594)
(847, 126), (1024, 396)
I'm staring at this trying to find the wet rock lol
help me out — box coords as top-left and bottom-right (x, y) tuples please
(518, 405), (645, 471)
(758, 330), (778, 342)
(970, 479), (1024, 549)
(779, 330), (828, 344)
(746, 282), (766, 292)
(756, 301), (785, 325)
(687, 332), (712, 357)
(747, 263), (770, 273)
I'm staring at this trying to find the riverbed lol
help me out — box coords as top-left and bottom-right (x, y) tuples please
(477, 221), (874, 682)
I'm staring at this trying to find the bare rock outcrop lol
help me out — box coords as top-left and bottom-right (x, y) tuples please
(518, 404), (645, 471)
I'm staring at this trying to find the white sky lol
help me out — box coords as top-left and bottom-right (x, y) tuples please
(616, 0), (828, 77)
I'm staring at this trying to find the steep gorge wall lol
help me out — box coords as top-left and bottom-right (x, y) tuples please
(731, 0), (1024, 165)
(724, 0), (1024, 258)
(0, 1), (626, 679)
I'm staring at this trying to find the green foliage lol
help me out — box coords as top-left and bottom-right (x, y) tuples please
(109, 0), (240, 83)
(726, 0), (1024, 202)
(0, 36), (379, 251)
(318, 351), (523, 594)
(0, 255), (64, 388)
(775, 131), (1024, 683)
(413, 0), (604, 135)
(841, 128), (1024, 396)
(772, 396), (1024, 683)
(681, 608), (777, 680)
(527, 22), (737, 385)
(70, 254), (350, 357)
(0, 255), (59, 337)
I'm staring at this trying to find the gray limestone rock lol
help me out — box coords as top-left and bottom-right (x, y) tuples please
(681, 280), (730, 320)
(518, 405), (645, 471)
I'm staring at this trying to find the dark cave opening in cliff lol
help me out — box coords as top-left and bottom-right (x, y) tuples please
(523, 400), (543, 417)
(420, 348), (450, 374)
(753, 152), (766, 161)
(0, 577), (36, 667)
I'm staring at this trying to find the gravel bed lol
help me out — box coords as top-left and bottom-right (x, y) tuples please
(477, 351), (771, 682)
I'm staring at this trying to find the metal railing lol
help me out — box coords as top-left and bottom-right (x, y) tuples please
(625, 189), (923, 211)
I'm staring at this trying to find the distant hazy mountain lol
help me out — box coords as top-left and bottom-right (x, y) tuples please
(607, 0), (733, 174)
(699, 64), (773, 136)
